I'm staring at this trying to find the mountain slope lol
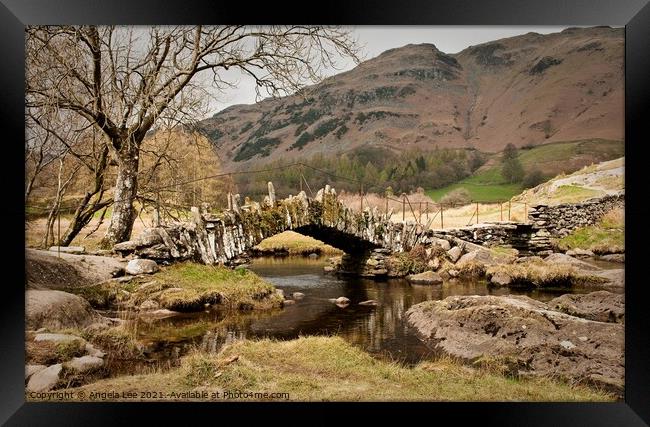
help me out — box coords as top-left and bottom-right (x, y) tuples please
(197, 26), (623, 170)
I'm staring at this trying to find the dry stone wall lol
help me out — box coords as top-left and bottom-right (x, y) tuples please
(528, 194), (624, 238)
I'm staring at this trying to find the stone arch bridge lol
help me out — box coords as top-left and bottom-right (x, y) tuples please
(115, 183), (413, 264)
(113, 182), (623, 264)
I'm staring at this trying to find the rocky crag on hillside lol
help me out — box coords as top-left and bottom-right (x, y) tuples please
(196, 26), (623, 169)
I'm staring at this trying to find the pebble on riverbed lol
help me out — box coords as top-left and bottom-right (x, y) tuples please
(328, 296), (350, 307)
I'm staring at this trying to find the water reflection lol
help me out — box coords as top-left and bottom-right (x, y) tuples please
(125, 256), (599, 365)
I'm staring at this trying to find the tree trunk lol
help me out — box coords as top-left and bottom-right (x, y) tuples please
(61, 198), (111, 246)
(102, 147), (139, 246)
(61, 145), (110, 246)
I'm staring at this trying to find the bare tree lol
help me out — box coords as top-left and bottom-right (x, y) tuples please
(26, 25), (360, 246)
(25, 119), (58, 204)
(26, 106), (114, 246)
(41, 157), (81, 247)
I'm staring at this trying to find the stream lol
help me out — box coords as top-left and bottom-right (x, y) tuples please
(116, 256), (620, 370)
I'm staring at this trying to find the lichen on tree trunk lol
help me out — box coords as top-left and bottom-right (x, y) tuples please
(102, 149), (139, 247)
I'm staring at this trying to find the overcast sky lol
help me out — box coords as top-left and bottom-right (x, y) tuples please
(207, 26), (571, 114)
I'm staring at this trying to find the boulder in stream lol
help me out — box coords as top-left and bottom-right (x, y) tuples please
(329, 297), (350, 306)
(407, 271), (443, 285)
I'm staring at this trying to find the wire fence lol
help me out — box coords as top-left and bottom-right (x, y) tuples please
(348, 192), (530, 229)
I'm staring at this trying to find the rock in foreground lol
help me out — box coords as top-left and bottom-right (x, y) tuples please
(125, 259), (159, 275)
(65, 355), (104, 373)
(26, 363), (62, 392)
(548, 291), (624, 323)
(26, 290), (107, 330)
(406, 294), (624, 394)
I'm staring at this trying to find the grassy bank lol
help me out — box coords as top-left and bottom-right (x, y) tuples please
(70, 263), (283, 312)
(253, 231), (343, 256)
(140, 263), (283, 311)
(555, 207), (624, 254)
(58, 336), (613, 402)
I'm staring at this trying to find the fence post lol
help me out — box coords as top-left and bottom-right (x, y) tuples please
(476, 202), (479, 224)
(426, 202), (429, 220)
(57, 210), (61, 258)
(524, 202), (527, 224)
(155, 192), (161, 227)
(360, 183), (363, 212)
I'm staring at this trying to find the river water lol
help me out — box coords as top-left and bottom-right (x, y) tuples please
(127, 256), (614, 367)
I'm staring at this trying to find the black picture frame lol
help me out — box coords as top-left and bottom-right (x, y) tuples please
(3, 0), (649, 424)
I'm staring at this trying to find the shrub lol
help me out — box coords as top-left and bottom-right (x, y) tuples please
(335, 125), (349, 139)
(458, 260), (487, 279)
(90, 326), (144, 359)
(387, 252), (427, 276)
(522, 169), (547, 189)
(290, 132), (314, 150)
(239, 122), (253, 134)
(440, 188), (471, 206)
(234, 137), (281, 161)
(312, 118), (346, 139)
(529, 56), (563, 75)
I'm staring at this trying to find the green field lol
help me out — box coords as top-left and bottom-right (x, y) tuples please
(427, 139), (623, 203)
(427, 182), (522, 203)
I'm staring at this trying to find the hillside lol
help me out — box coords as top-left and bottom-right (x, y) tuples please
(197, 26), (623, 172)
(427, 139), (624, 202)
(513, 157), (624, 206)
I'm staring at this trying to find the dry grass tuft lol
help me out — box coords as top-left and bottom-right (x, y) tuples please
(253, 231), (342, 256)
(486, 260), (607, 289)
